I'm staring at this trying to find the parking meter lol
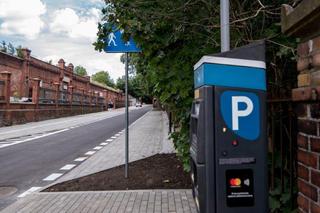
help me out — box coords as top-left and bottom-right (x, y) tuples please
(190, 42), (268, 213)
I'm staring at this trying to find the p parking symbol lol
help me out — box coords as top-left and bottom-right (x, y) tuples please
(221, 91), (260, 140)
(231, 96), (253, 131)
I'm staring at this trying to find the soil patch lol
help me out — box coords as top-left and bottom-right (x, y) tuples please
(44, 154), (191, 192)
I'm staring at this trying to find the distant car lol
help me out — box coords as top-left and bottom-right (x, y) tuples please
(135, 102), (142, 107)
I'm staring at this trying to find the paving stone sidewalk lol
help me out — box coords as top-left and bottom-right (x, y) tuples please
(2, 190), (196, 213)
(55, 110), (176, 184)
(2, 110), (197, 213)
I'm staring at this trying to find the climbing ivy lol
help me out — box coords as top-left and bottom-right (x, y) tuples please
(94, 1), (299, 211)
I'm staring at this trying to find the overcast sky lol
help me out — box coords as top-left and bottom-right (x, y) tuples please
(0, 0), (124, 81)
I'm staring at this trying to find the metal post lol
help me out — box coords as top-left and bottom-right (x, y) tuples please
(125, 52), (129, 178)
(220, 0), (230, 52)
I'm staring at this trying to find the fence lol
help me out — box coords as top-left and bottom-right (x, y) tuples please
(268, 99), (297, 212)
(72, 92), (82, 105)
(39, 88), (55, 104)
(39, 88), (109, 107)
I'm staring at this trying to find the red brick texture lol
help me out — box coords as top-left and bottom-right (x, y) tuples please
(298, 149), (318, 169)
(311, 137), (320, 152)
(298, 179), (318, 202)
(298, 164), (310, 181)
(0, 50), (125, 126)
(295, 36), (320, 213)
(297, 194), (309, 212)
(298, 134), (309, 149)
(311, 170), (320, 188)
(0, 51), (124, 107)
(311, 202), (320, 213)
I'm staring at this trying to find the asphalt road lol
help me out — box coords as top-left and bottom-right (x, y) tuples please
(0, 106), (152, 210)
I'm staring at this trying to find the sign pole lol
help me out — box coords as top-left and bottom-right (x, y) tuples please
(125, 52), (129, 178)
(220, 0), (230, 52)
(104, 26), (141, 178)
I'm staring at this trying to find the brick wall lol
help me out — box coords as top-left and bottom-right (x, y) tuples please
(0, 50), (124, 106)
(0, 52), (24, 97)
(293, 38), (320, 213)
(0, 49), (125, 126)
(0, 102), (104, 127)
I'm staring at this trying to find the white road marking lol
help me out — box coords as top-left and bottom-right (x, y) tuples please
(106, 139), (113, 142)
(85, 151), (96, 155)
(60, 164), (76, 170)
(115, 134), (120, 137)
(18, 187), (42, 198)
(74, 157), (87, 162)
(100, 142), (108, 146)
(111, 136), (117, 139)
(0, 106), (150, 149)
(0, 111), (126, 135)
(0, 129), (69, 149)
(93, 146), (103, 150)
(43, 173), (63, 181)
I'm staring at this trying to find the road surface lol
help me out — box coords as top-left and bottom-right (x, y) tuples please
(0, 105), (152, 210)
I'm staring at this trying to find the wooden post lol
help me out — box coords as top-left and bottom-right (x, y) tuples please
(68, 85), (73, 105)
(81, 89), (84, 114)
(53, 82), (60, 117)
(31, 78), (41, 105)
(0, 71), (11, 108)
(31, 78), (41, 121)
(0, 71), (12, 125)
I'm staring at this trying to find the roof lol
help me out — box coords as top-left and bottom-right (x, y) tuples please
(90, 80), (122, 93)
(0, 51), (24, 61)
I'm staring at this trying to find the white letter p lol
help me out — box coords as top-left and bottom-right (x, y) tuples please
(231, 96), (253, 130)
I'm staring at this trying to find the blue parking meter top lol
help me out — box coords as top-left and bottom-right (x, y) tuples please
(194, 56), (266, 91)
(194, 41), (266, 91)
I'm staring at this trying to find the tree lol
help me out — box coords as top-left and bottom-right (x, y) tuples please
(115, 76), (125, 91)
(15, 45), (23, 58)
(94, 0), (297, 172)
(116, 74), (150, 101)
(74, 65), (88, 76)
(92, 71), (115, 87)
(120, 54), (135, 74)
(7, 43), (15, 55)
(1, 41), (7, 53)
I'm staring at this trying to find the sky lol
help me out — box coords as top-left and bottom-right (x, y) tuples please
(0, 0), (124, 81)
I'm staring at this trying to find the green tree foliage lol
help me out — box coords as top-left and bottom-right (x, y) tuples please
(1, 41), (7, 53)
(74, 65), (88, 77)
(15, 45), (23, 58)
(116, 74), (147, 99)
(115, 76), (125, 91)
(94, 0), (297, 175)
(1, 41), (15, 55)
(7, 43), (15, 55)
(1, 41), (24, 58)
(92, 70), (115, 87)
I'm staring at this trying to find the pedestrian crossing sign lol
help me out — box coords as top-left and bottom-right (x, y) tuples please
(104, 27), (141, 53)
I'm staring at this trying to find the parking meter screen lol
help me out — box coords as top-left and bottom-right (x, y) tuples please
(226, 169), (254, 207)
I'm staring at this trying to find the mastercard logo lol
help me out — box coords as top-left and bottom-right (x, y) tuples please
(230, 178), (241, 186)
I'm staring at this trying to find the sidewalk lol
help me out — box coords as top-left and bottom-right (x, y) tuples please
(0, 106), (139, 141)
(54, 109), (175, 184)
(2, 110), (196, 213)
(2, 190), (196, 213)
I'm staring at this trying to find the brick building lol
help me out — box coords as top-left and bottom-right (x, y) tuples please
(282, 1), (320, 212)
(0, 48), (124, 126)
